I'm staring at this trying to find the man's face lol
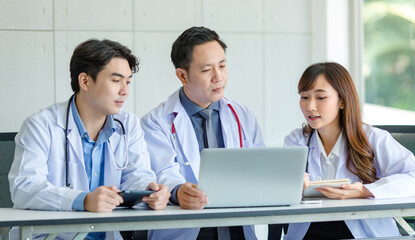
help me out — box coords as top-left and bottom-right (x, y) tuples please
(180, 40), (228, 108)
(85, 57), (132, 117)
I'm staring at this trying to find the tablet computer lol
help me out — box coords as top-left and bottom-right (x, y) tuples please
(118, 190), (155, 208)
(303, 178), (350, 197)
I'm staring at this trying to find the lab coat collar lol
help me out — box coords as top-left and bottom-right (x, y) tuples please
(162, 89), (182, 117)
(56, 100), (69, 130)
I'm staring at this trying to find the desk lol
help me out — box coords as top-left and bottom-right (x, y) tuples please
(2, 197), (415, 239)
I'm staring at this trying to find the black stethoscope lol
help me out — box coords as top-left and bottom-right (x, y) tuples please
(305, 129), (314, 173)
(65, 94), (129, 188)
(171, 103), (243, 166)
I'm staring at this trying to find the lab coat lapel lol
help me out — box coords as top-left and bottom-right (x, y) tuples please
(57, 101), (89, 190)
(110, 115), (123, 152)
(174, 109), (201, 179)
(307, 134), (323, 180)
(104, 132), (121, 187)
(64, 104), (84, 167)
(165, 90), (201, 179)
(219, 98), (240, 148)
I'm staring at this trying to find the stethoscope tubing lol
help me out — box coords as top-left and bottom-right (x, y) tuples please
(65, 94), (128, 188)
(171, 103), (243, 166)
(305, 129), (314, 173)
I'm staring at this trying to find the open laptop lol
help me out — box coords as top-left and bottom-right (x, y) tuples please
(198, 147), (308, 208)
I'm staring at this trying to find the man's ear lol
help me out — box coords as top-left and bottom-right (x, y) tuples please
(175, 68), (188, 86)
(78, 72), (89, 91)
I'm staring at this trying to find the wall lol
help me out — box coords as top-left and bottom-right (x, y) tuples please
(0, 0), (312, 146)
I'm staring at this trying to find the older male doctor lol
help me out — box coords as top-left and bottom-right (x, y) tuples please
(141, 26), (264, 240)
(9, 39), (170, 240)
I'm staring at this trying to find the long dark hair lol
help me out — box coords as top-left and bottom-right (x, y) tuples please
(299, 62), (378, 184)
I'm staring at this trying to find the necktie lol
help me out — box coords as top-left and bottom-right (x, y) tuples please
(199, 109), (231, 240)
(199, 108), (218, 148)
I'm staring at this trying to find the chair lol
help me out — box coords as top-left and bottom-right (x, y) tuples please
(375, 125), (415, 153)
(375, 125), (415, 236)
(0, 132), (17, 208)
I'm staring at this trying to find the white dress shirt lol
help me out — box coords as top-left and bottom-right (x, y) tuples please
(315, 132), (343, 180)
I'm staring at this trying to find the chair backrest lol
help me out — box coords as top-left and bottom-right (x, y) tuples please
(375, 126), (415, 234)
(0, 132), (17, 208)
(375, 125), (415, 155)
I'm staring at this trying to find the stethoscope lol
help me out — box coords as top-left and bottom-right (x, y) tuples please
(65, 94), (129, 188)
(305, 129), (314, 173)
(171, 103), (243, 166)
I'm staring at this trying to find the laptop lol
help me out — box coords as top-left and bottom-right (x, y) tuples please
(198, 147), (308, 208)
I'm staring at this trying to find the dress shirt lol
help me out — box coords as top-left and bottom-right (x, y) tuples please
(70, 96), (115, 240)
(179, 87), (224, 151)
(70, 96), (115, 209)
(315, 132), (344, 180)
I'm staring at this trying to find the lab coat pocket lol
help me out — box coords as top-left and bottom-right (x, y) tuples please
(242, 136), (253, 148)
(56, 160), (88, 190)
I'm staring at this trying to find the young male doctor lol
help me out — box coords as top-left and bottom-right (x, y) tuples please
(8, 39), (170, 239)
(141, 26), (264, 240)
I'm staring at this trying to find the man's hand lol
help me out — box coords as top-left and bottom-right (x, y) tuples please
(142, 182), (170, 210)
(177, 182), (208, 210)
(316, 182), (374, 199)
(84, 186), (123, 212)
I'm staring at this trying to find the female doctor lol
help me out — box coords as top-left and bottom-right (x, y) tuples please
(284, 62), (415, 239)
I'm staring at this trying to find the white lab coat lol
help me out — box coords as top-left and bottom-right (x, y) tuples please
(141, 89), (264, 240)
(8, 100), (156, 240)
(283, 125), (415, 239)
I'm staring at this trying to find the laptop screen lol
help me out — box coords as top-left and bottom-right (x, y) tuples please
(198, 147), (308, 208)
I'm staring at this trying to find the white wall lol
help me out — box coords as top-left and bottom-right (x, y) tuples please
(0, 0), (313, 147)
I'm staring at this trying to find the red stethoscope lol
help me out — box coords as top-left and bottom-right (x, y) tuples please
(172, 103), (243, 165)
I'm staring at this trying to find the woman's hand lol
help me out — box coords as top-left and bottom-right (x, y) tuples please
(303, 173), (310, 193)
(316, 182), (374, 199)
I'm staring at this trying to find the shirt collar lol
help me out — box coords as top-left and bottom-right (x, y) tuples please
(179, 87), (220, 116)
(316, 131), (344, 159)
(97, 116), (115, 145)
(70, 95), (115, 143)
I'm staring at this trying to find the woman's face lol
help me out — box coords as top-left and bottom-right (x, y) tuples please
(299, 74), (344, 135)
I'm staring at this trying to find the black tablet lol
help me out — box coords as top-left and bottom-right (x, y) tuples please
(118, 190), (155, 208)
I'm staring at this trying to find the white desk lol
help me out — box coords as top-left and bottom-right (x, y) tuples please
(2, 197), (415, 239)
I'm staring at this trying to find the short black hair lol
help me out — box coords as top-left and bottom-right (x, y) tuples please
(171, 26), (227, 70)
(70, 39), (139, 93)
